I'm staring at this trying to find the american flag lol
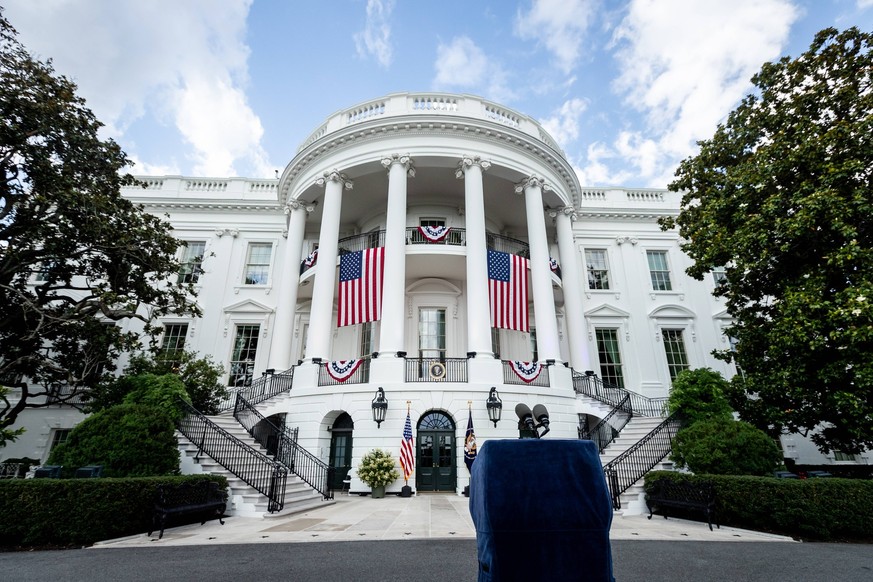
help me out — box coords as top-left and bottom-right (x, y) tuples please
(338, 247), (384, 327)
(487, 250), (529, 332)
(400, 411), (415, 482)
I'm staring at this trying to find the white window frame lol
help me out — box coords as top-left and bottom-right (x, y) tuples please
(584, 249), (611, 291)
(242, 241), (276, 286)
(594, 327), (625, 388)
(179, 241), (206, 284)
(646, 249), (673, 292)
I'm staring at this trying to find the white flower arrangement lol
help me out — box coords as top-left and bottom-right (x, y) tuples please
(357, 448), (400, 488)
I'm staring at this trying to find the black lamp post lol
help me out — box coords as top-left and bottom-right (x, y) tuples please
(371, 387), (388, 427)
(486, 387), (502, 427)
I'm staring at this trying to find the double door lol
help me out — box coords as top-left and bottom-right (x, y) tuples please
(416, 430), (456, 491)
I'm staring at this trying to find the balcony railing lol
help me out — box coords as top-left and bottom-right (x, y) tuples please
(404, 357), (469, 382)
(45, 385), (90, 409)
(337, 231), (386, 255)
(406, 227), (467, 246)
(573, 372), (667, 417)
(502, 361), (551, 387)
(317, 358), (371, 386)
(487, 232), (530, 258)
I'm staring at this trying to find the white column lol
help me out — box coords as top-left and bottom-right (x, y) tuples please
(516, 176), (560, 361)
(269, 201), (311, 370)
(305, 170), (352, 361)
(554, 206), (592, 371)
(378, 154), (414, 355)
(457, 156), (493, 356)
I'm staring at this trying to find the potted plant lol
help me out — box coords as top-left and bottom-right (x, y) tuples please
(357, 448), (399, 498)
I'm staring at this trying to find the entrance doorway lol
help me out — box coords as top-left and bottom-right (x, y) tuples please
(329, 413), (354, 490)
(416, 411), (456, 492)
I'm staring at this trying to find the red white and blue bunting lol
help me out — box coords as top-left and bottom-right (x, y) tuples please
(549, 257), (559, 272)
(418, 225), (451, 242)
(325, 359), (363, 382)
(509, 360), (543, 383)
(304, 249), (318, 268)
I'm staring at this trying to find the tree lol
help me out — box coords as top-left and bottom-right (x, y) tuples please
(662, 28), (873, 454)
(671, 418), (783, 476)
(666, 368), (733, 424)
(0, 10), (198, 438)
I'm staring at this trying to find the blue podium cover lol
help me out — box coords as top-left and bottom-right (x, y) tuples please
(469, 439), (614, 581)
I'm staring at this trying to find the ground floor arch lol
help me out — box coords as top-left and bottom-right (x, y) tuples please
(416, 410), (457, 492)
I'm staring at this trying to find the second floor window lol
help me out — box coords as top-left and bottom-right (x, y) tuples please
(647, 250), (673, 291)
(585, 249), (610, 290)
(244, 243), (272, 285)
(179, 241), (205, 284)
(160, 323), (189, 356)
(711, 266), (727, 288)
(360, 321), (378, 357)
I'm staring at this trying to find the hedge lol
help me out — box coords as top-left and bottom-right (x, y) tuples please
(645, 471), (873, 541)
(0, 474), (227, 548)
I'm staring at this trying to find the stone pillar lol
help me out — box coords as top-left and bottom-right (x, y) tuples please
(305, 170), (352, 361)
(269, 200), (311, 370)
(457, 156), (493, 356)
(553, 206), (592, 372)
(378, 154), (414, 355)
(516, 176), (560, 361)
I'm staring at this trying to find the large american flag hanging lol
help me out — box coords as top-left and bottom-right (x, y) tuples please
(487, 250), (529, 332)
(338, 247), (384, 327)
(400, 411), (415, 483)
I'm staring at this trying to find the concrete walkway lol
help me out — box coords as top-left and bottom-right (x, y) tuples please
(92, 493), (794, 549)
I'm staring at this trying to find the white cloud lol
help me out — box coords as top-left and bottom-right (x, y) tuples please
(2, 0), (272, 177)
(539, 98), (589, 148)
(432, 36), (516, 103)
(514, 0), (598, 74)
(859, 0), (873, 9)
(354, 0), (396, 68)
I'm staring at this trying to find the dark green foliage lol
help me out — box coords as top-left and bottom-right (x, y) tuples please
(645, 471), (873, 541)
(0, 10), (200, 437)
(671, 418), (782, 475)
(47, 403), (180, 477)
(119, 373), (190, 421)
(667, 368), (733, 423)
(0, 475), (226, 547)
(126, 351), (226, 414)
(662, 27), (873, 454)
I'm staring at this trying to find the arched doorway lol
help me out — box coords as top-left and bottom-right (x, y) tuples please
(329, 413), (354, 490)
(416, 410), (456, 492)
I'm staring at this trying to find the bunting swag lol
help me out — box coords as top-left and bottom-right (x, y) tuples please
(464, 409), (477, 472)
(338, 247), (385, 327)
(549, 257), (559, 272)
(487, 250), (530, 332)
(325, 359), (363, 382)
(418, 225), (451, 242)
(304, 249), (318, 268)
(510, 360), (543, 383)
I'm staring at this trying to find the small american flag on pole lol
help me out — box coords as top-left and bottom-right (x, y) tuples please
(338, 247), (384, 327)
(400, 410), (415, 483)
(488, 250), (529, 332)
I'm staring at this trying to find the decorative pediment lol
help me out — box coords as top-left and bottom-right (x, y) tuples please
(648, 304), (696, 319)
(223, 298), (274, 315)
(584, 304), (630, 319)
(712, 308), (733, 321)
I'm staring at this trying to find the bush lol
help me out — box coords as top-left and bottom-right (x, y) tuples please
(0, 475), (226, 547)
(667, 368), (733, 423)
(48, 403), (180, 478)
(645, 471), (873, 541)
(357, 449), (399, 488)
(121, 373), (190, 421)
(671, 418), (782, 475)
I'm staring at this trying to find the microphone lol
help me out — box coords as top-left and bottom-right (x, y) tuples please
(532, 404), (550, 437)
(515, 403), (536, 432)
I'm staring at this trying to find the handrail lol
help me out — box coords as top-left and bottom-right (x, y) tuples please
(317, 358), (370, 386)
(602, 414), (683, 510)
(573, 371), (667, 417)
(406, 227), (466, 246)
(338, 231), (386, 254)
(486, 232), (530, 258)
(579, 393), (632, 453)
(233, 393), (333, 500)
(177, 399), (287, 513)
(405, 357), (468, 382)
(217, 366), (294, 412)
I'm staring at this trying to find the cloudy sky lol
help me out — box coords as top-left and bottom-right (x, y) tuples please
(3, 0), (871, 188)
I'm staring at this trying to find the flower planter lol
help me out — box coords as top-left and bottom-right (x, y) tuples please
(372, 485), (386, 498)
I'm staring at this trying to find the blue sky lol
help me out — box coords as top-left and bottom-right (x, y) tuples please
(4, 0), (871, 188)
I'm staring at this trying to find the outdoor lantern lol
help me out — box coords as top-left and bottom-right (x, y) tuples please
(371, 387), (388, 427)
(486, 387), (502, 427)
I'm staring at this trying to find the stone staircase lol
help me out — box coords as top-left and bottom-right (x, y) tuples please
(177, 411), (333, 518)
(599, 415), (673, 515)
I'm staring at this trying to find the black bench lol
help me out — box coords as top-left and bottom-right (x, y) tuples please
(646, 480), (719, 531)
(33, 465), (62, 478)
(148, 481), (228, 539)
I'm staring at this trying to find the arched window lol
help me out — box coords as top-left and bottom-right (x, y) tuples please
(418, 411), (454, 430)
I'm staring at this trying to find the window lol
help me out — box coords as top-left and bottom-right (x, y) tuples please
(711, 266), (727, 287)
(420, 218), (446, 228)
(595, 329), (625, 388)
(662, 328), (689, 381)
(244, 243), (272, 285)
(491, 327), (501, 358)
(160, 323), (189, 355)
(229, 324), (260, 386)
(360, 321), (378, 357)
(49, 429), (71, 454)
(529, 328), (538, 362)
(418, 308), (446, 360)
(585, 249), (610, 290)
(33, 261), (54, 283)
(833, 451), (856, 462)
(647, 250), (672, 291)
(179, 241), (206, 284)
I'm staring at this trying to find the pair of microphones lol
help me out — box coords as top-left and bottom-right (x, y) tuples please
(515, 403), (550, 438)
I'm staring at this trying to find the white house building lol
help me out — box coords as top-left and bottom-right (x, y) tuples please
(3, 92), (867, 507)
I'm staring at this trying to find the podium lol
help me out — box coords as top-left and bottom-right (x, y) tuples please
(469, 439), (614, 581)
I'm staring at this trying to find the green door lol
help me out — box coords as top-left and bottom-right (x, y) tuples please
(329, 413), (354, 489)
(416, 411), (456, 492)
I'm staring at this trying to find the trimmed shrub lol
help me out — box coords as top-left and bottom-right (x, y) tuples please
(671, 418), (782, 475)
(667, 368), (733, 423)
(48, 403), (179, 478)
(121, 373), (190, 421)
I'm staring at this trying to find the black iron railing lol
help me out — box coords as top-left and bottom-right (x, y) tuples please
(317, 358), (371, 386)
(217, 367), (295, 412)
(406, 227), (467, 246)
(338, 231), (386, 255)
(404, 357), (469, 382)
(573, 372), (668, 417)
(45, 385), (90, 409)
(233, 394), (333, 500)
(177, 399), (288, 513)
(602, 414), (683, 510)
(579, 393), (633, 453)
(486, 232), (530, 258)
(502, 361), (551, 387)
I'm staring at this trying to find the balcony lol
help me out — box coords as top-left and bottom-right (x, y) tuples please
(404, 357), (469, 383)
